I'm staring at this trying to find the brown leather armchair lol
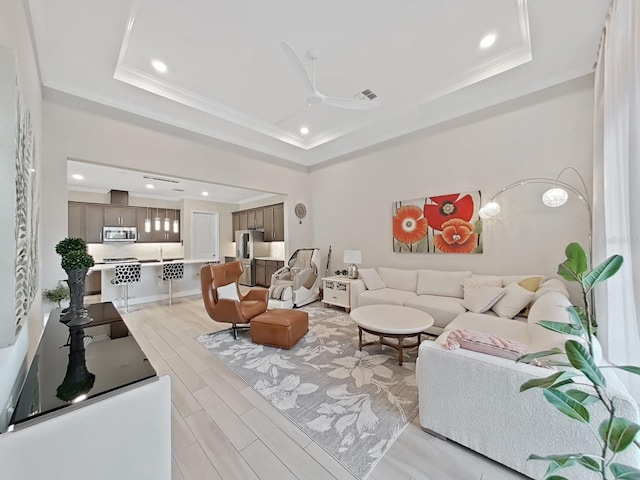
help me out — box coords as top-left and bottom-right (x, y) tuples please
(200, 261), (268, 338)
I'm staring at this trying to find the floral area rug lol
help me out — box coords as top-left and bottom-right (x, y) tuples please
(196, 302), (419, 479)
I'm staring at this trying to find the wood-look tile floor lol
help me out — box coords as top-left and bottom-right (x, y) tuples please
(119, 296), (528, 480)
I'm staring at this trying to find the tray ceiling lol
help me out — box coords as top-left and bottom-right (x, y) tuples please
(28, 0), (609, 167)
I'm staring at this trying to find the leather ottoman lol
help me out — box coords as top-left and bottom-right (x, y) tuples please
(250, 309), (309, 349)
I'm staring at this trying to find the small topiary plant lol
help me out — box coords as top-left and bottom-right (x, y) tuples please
(43, 282), (70, 307)
(61, 250), (95, 272)
(55, 237), (88, 257)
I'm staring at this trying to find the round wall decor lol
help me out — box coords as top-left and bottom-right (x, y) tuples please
(295, 203), (307, 224)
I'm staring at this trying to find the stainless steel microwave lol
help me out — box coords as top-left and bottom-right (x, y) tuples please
(103, 226), (137, 242)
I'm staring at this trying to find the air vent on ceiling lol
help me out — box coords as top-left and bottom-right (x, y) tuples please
(172, 188), (185, 192)
(143, 175), (179, 184)
(354, 89), (377, 101)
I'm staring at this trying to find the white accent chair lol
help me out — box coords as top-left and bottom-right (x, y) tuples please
(268, 248), (321, 309)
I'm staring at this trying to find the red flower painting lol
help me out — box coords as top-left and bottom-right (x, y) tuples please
(433, 218), (478, 254)
(424, 193), (474, 231)
(393, 205), (428, 245)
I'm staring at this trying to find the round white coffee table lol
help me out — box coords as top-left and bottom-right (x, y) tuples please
(350, 305), (434, 366)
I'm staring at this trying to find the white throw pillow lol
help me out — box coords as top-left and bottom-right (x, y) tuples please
(359, 268), (386, 291)
(377, 267), (418, 292)
(462, 286), (506, 313)
(491, 283), (535, 319)
(417, 269), (472, 298)
(217, 283), (239, 301)
(461, 275), (503, 289)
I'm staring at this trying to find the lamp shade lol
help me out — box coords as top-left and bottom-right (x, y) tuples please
(478, 201), (501, 219)
(542, 187), (569, 208)
(343, 250), (362, 264)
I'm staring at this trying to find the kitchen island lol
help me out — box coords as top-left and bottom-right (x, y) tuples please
(91, 258), (219, 307)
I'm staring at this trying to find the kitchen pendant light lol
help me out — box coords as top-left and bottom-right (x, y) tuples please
(144, 207), (151, 233)
(154, 208), (161, 231)
(173, 208), (179, 234)
(164, 208), (170, 232)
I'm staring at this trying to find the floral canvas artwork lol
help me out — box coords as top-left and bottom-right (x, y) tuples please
(392, 192), (482, 253)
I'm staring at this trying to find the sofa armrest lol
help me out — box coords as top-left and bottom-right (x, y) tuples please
(349, 279), (366, 308)
(417, 341), (640, 479)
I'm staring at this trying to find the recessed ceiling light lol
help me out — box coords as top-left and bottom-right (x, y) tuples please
(151, 60), (168, 73)
(300, 126), (309, 135)
(146, 184), (154, 189)
(30, 168), (36, 173)
(202, 191), (209, 196)
(479, 34), (497, 49)
(72, 174), (84, 180)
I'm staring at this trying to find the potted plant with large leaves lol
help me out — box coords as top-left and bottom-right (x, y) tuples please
(55, 238), (95, 327)
(518, 243), (640, 479)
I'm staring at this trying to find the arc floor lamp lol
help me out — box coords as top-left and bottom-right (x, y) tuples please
(478, 167), (592, 263)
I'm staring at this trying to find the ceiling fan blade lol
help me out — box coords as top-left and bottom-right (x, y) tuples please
(281, 41), (316, 96)
(321, 94), (380, 110)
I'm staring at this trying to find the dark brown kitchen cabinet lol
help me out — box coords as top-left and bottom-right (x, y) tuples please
(150, 208), (180, 242)
(104, 206), (136, 226)
(263, 203), (284, 242)
(256, 260), (284, 287)
(85, 205), (105, 243)
(238, 211), (248, 231)
(273, 204), (284, 241)
(136, 207), (153, 243)
(247, 208), (264, 230)
(266, 260), (283, 286)
(255, 260), (267, 287)
(68, 202), (104, 243)
(232, 212), (240, 240)
(68, 202), (84, 239)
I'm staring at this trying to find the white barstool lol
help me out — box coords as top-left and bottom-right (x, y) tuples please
(159, 262), (184, 306)
(110, 263), (141, 313)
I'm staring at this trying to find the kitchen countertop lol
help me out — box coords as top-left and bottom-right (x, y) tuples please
(91, 258), (219, 271)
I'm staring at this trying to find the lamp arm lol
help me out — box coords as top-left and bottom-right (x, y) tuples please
(484, 176), (593, 268)
(555, 167), (591, 205)
(487, 177), (591, 217)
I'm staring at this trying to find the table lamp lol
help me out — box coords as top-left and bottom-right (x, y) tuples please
(343, 250), (362, 279)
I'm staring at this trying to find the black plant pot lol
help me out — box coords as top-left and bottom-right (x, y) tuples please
(62, 268), (93, 327)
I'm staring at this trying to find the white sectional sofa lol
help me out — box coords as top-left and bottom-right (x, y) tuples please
(350, 267), (562, 335)
(417, 290), (640, 479)
(348, 267), (640, 478)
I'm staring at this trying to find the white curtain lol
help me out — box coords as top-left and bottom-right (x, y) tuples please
(593, 0), (640, 403)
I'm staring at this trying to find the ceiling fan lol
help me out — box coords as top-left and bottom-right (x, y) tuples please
(280, 40), (380, 112)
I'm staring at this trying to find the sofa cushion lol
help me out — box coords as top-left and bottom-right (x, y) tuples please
(461, 275), (503, 289)
(439, 312), (531, 346)
(462, 286), (505, 313)
(416, 269), (471, 298)
(404, 295), (466, 329)
(500, 275), (548, 286)
(358, 288), (417, 307)
(491, 283), (535, 319)
(377, 267), (417, 292)
(359, 268), (386, 291)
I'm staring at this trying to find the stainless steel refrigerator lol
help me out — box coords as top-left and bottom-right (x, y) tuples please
(235, 230), (270, 286)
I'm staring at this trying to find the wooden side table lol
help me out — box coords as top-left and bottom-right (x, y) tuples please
(322, 276), (356, 312)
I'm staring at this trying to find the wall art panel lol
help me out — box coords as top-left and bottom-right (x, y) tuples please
(392, 191), (482, 254)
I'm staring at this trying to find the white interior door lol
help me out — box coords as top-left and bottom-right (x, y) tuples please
(191, 211), (219, 260)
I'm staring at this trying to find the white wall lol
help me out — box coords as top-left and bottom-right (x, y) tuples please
(42, 100), (314, 294)
(310, 75), (594, 279)
(0, 0), (43, 430)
